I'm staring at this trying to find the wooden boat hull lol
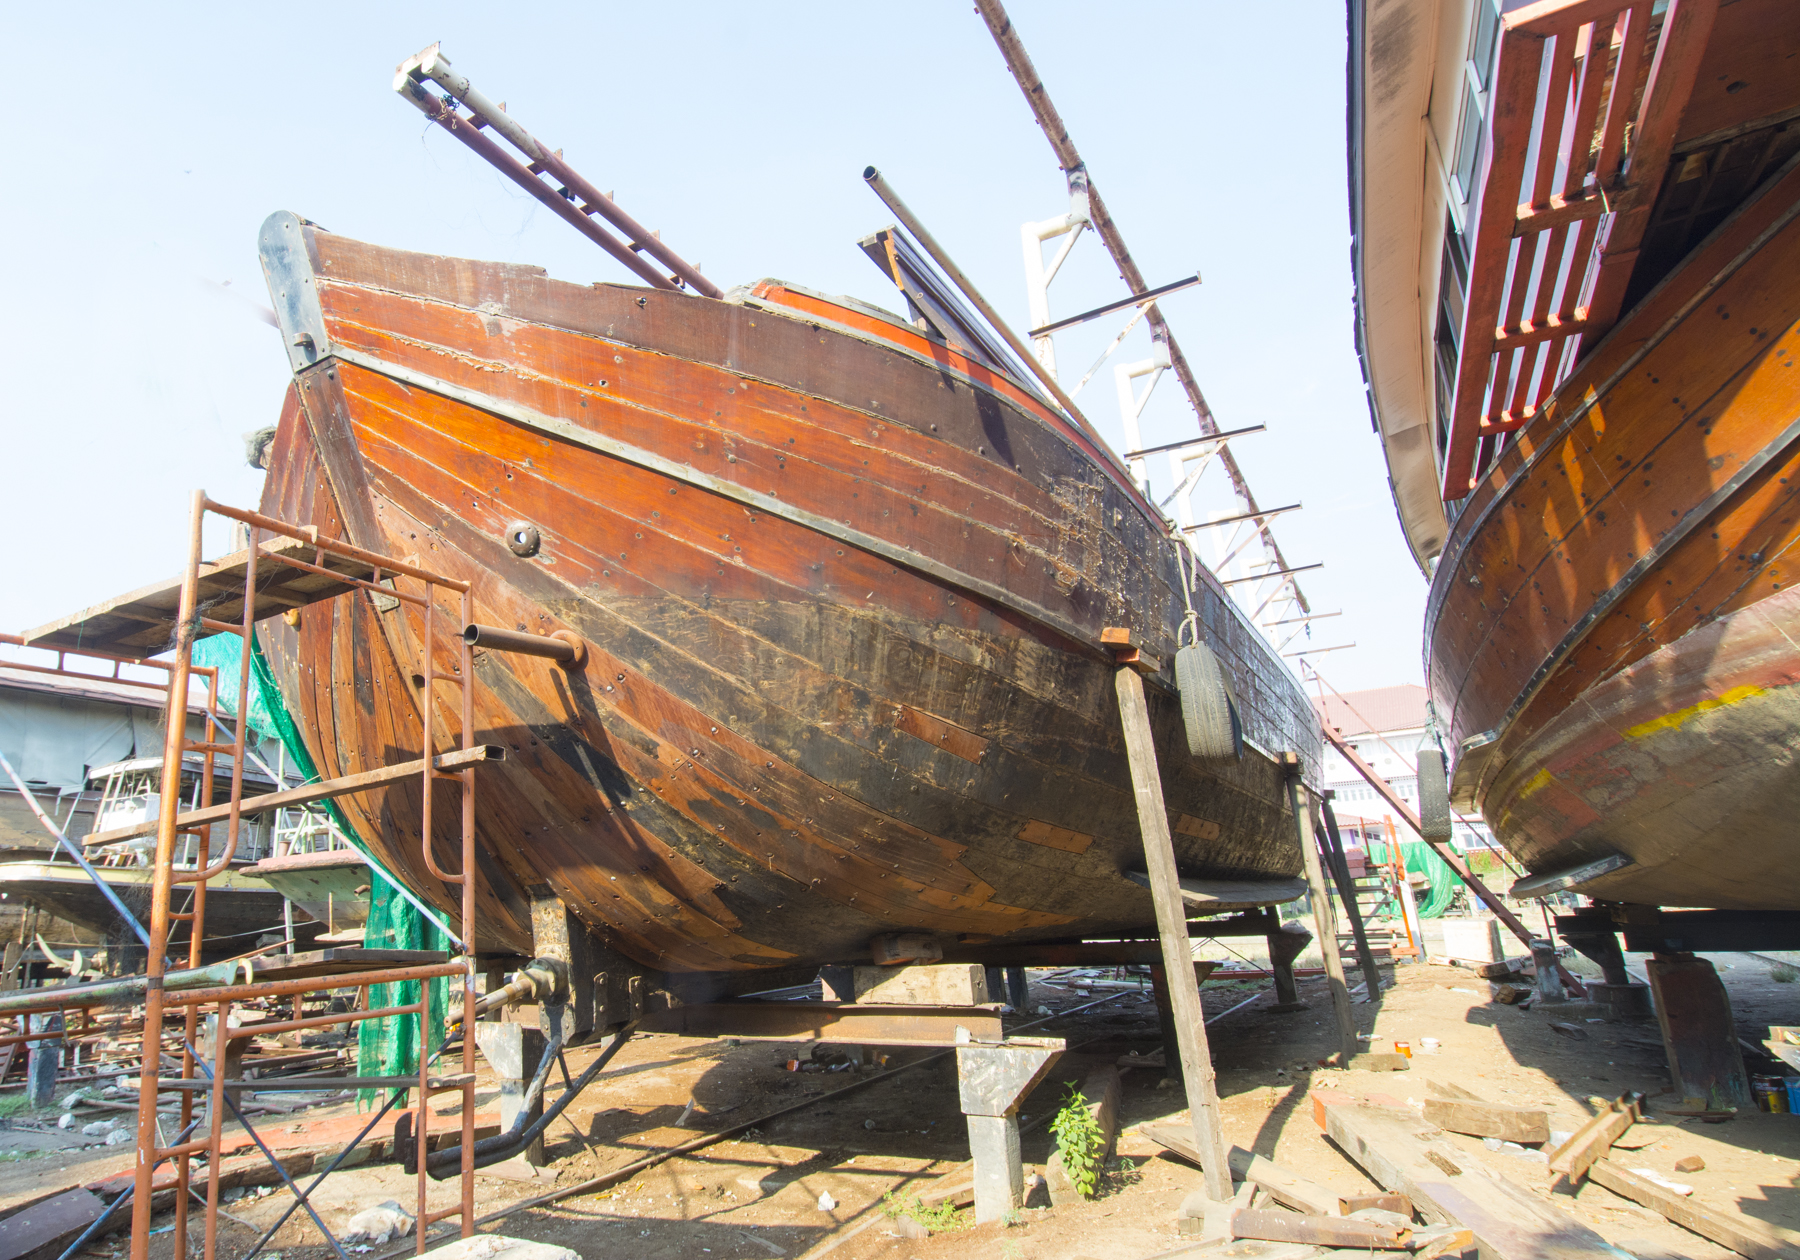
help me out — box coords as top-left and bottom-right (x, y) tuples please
(1429, 161), (1800, 908)
(254, 214), (1322, 971)
(0, 863), (309, 955)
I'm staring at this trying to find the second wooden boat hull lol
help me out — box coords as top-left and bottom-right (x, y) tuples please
(1429, 160), (1800, 908)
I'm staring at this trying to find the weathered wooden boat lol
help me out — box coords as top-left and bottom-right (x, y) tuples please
(250, 200), (1322, 981)
(1351, 0), (1800, 907)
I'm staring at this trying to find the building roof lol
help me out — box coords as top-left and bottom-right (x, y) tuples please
(1313, 684), (1428, 737)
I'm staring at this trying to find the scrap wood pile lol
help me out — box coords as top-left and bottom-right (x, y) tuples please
(1146, 1085), (1800, 1260)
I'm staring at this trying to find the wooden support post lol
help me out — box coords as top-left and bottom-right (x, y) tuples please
(1285, 759), (1357, 1062)
(1646, 951), (1750, 1109)
(1113, 661), (1232, 1200)
(1266, 910), (1310, 1012)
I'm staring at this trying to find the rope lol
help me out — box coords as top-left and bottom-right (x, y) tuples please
(1176, 538), (1201, 648)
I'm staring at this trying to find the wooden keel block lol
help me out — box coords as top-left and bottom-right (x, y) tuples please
(852, 963), (988, 1006)
(869, 933), (942, 966)
(1230, 1206), (1410, 1249)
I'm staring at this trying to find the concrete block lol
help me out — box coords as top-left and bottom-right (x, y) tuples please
(854, 963), (988, 1006)
(1439, 918), (1502, 965)
(474, 1022), (548, 1165)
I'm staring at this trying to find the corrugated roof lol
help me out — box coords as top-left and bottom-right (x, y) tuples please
(1312, 684), (1427, 736)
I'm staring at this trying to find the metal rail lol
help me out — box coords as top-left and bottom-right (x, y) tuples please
(394, 44), (721, 298)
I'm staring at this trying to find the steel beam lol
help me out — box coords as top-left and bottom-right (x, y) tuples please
(635, 1002), (1004, 1047)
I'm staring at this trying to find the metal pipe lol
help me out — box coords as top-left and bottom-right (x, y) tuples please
(972, 0), (1309, 614)
(1030, 271), (1202, 337)
(395, 79), (676, 291)
(397, 45), (721, 299)
(0, 748), (152, 949)
(861, 167), (1125, 474)
(0, 959), (252, 1019)
(425, 1023), (632, 1177)
(461, 624), (583, 665)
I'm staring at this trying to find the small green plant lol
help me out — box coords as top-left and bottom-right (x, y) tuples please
(1050, 1083), (1103, 1198)
(0, 1094), (32, 1118)
(1771, 963), (1799, 984)
(880, 1190), (968, 1232)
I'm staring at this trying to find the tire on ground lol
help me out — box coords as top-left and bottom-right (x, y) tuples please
(1175, 642), (1241, 762)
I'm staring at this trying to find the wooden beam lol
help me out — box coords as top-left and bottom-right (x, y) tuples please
(1230, 1209), (1408, 1249)
(1513, 187), (1607, 236)
(1548, 1094), (1639, 1181)
(1226, 1146), (1343, 1217)
(82, 745), (505, 848)
(1114, 663), (1231, 1200)
(1283, 763), (1356, 1061)
(1588, 1158), (1800, 1260)
(1313, 1092), (1623, 1258)
(1577, 0), (1723, 352)
(1422, 1096), (1550, 1144)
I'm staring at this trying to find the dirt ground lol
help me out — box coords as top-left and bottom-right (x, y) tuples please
(6, 940), (1800, 1260)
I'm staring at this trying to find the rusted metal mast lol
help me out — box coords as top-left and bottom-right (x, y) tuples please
(974, 0), (1309, 618)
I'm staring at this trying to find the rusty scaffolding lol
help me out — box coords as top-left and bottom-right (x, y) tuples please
(0, 491), (489, 1260)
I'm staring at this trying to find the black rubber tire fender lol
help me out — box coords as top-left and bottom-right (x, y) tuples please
(1175, 642), (1242, 762)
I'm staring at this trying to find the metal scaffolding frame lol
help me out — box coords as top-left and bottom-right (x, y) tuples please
(1, 492), (487, 1260)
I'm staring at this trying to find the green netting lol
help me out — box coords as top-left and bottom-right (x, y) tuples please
(191, 634), (280, 742)
(201, 632), (453, 1106)
(1365, 838), (1460, 919)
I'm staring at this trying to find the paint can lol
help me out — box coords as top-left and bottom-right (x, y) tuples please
(1420, 1037), (1441, 1053)
(1752, 1076), (1789, 1113)
(1393, 1041), (1413, 1058)
(1786, 1079), (1800, 1114)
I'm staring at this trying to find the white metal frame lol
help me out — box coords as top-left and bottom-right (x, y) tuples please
(1019, 184), (1333, 656)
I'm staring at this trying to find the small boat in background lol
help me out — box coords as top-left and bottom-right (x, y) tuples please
(241, 805), (371, 936)
(0, 756), (315, 959)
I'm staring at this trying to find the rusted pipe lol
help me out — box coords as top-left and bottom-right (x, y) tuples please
(396, 45), (721, 299)
(394, 78), (675, 291)
(461, 624), (585, 666)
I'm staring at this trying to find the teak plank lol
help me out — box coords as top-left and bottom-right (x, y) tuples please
(1422, 1096), (1550, 1144)
(1312, 1091), (1620, 1259)
(1229, 1207), (1408, 1249)
(1547, 1097), (1639, 1180)
(1588, 1158), (1800, 1260)
(1226, 1145), (1343, 1216)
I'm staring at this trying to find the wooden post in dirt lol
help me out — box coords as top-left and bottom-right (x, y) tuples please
(1110, 641), (1232, 1200)
(1283, 756), (1358, 1062)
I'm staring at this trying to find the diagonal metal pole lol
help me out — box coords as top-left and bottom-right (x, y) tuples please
(0, 749), (152, 949)
(52, 1118), (204, 1260)
(178, 1038), (352, 1260)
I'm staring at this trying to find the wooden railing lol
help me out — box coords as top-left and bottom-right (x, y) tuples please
(1441, 0), (1719, 499)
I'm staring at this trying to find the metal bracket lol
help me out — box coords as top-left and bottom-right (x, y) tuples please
(258, 212), (331, 374)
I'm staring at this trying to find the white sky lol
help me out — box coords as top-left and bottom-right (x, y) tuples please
(0, 1), (1427, 693)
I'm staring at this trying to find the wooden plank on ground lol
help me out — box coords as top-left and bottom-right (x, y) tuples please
(0, 1188), (103, 1260)
(1422, 1096), (1550, 1144)
(1225, 1145), (1342, 1216)
(1548, 1095), (1639, 1180)
(1230, 1207), (1408, 1248)
(1589, 1158), (1800, 1260)
(1312, 1090), (1620, 1258)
